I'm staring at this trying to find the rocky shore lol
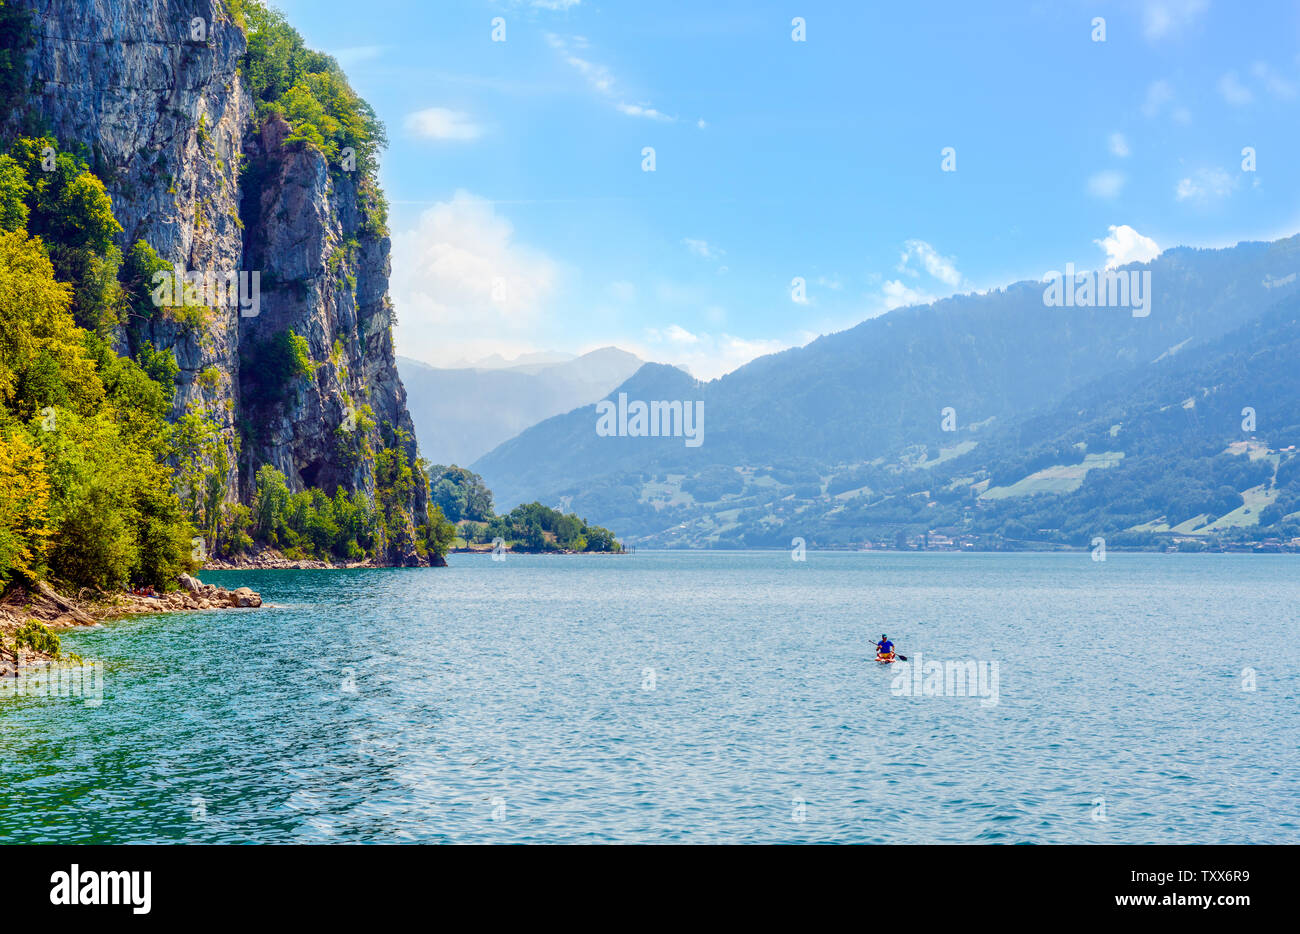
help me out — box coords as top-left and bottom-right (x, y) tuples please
(202, 550), (373, 570)
(202, 547), (446, 569)
(0, 575), (261, 672)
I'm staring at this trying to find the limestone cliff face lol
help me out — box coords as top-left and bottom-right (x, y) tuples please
(7, 0), (248, 496)
(239, 113), (423, 510)
(4, 0), (430, 563)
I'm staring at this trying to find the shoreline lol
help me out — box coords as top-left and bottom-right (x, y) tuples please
(0, 575), (262, 673)
(201, 546), (448, 571)
(197, 545), (1299, 564)
(538, 544), (1300, 555)
(449, 546), (630, 556)
(198, 547), (628, 567)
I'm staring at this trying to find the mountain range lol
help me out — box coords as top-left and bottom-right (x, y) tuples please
(399, 347), (643, 466)
(447, 350), (578, 371)
(472, 236), (1300, 550)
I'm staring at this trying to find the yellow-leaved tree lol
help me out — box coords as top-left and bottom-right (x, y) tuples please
(0, 428), (50, 584)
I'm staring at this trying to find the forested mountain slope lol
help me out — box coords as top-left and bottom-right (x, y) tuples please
(474, 238), (1300, 549)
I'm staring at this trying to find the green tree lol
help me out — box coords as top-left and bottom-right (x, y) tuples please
(419, 505), (457, 560)
(252, 464), (291, 542)
(6, 138), (124, 332)
(583, 525), (620, 553)
(429, 464), (495, 522)
(0, 427), (50, 585)
(0, 154), (31, 232)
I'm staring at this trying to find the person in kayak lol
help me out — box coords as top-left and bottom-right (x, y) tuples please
(875, 634), (895, 658)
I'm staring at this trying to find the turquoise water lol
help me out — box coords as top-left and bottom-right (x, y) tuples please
(1, 552), (1297, 844)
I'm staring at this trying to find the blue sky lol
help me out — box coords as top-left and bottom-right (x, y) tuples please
(271, 0), (1300, 377)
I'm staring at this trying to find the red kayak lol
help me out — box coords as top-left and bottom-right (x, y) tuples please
(876, 652), (896, 664)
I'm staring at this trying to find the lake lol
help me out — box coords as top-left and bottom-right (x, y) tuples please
(1, 552), (1296, 843)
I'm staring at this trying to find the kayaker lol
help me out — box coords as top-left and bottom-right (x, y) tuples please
(875, 634), (895, 658)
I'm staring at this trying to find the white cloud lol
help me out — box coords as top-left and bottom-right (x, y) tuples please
(697, 118), (708, 129)
(547, 34), (673, 121)
(404, 108), (484, 141)
(1210, 62), (1298, 108)
(1175, 167), (1238, 202)
(1087, 170), (1127, 199)
(532, 0), (581, 9)
(897, 239), (962, 287)
(1218, 71), (1253, 106)
(390, 191), (558, 362)
(877, 279), (936, 311)
(1142, 0), (1208, 41)
(568, 55), (613, 93)
(617, 102), (675, 121)
(1094, 225), (1161, 269)
(862, 240), (965, 316)
(682, 238), (723, 260)
(637, 329), (791, 380)
(546, 34), (614, 93)
(1109, 132), (1130, 157)
(661, 324), (701, 345)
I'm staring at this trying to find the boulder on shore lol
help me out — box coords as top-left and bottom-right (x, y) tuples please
(228, 587), (262, 608)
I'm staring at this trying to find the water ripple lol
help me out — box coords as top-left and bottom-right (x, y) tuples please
(1, 552), (1298, 843)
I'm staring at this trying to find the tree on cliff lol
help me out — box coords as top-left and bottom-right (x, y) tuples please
(227, 457), (457, 565)
(232, 0), (388, 233)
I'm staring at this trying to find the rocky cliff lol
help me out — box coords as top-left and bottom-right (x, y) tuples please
(1, 0), (430, 563)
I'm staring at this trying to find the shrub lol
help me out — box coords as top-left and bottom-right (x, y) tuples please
(13, 621), (60, 657)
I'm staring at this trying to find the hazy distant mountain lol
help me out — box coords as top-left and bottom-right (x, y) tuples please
(400, 347), (644, 466)
(448, 350), (576, 371)
(472, 235), (1300, 547)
